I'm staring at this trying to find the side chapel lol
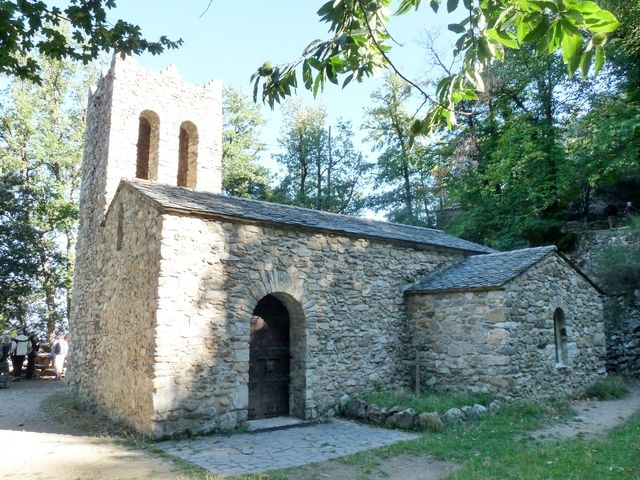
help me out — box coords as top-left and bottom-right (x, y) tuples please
(68, 57), (606, 438)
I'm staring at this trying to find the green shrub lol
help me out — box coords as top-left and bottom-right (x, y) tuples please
(593, 216), (640, 295)
(579, 375), (630, 400)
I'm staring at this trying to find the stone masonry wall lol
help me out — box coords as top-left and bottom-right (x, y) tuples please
(149, 206), (467, 438)
(409, 254), (606, 399)
(408, 289), (510, 393)
(70, 56), (223, 434)
(568, 229), (640, 375)
(503, 254), (605, 397)
(105, 57), (222, 200)
(604, 294), (640, 374)
(68, 188), (163, 435)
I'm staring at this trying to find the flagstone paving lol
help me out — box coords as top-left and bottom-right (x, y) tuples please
(157, 419), (419, 477)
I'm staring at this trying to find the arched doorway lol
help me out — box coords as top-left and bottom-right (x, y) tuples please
(249, 294), (290, 419)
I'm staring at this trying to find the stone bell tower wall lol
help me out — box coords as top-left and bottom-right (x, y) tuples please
(69, 56), (223, 411)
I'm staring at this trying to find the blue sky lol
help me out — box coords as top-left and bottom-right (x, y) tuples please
(104, 1), (460, 169)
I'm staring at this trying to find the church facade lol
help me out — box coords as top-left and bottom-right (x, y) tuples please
(68, 58), (606, 438)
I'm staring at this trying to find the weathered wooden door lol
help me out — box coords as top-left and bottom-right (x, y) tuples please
(248, 295), (290, 420)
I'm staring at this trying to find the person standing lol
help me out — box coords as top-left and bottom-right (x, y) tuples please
(10, 330), (29, 380)
(51, 334), (69, 380)
(624, 201), (637, 217)
(0, 334), (11, 388)
(25, 334), (39, 380)
(604, 204), (618, 230)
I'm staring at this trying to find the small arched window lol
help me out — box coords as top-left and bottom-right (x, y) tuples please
(136, 110), (160, 180)
(554, 308), (568, 367)
(177, 121), (198, 188)
(116, 204), (124, 251)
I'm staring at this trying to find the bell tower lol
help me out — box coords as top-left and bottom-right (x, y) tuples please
(77, 55), (222, 235)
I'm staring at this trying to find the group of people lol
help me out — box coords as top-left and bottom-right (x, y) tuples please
(0, 330), (69, 388)
(605, 201), (638, 230)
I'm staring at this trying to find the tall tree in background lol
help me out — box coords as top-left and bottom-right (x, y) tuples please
(274, 102), (370, 215)
(222, 87), (271, 199)
(364, 74), (443, 227)
(440, 46), (600, 248)
(0, 54), (93, 339)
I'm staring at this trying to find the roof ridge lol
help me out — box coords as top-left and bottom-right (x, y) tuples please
(122, 180), (496, 254)
(470, 245), (556, 258)
(125, 179), (448, 234)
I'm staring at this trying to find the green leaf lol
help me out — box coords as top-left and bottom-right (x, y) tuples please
(307, 58), (323, 70)
(326, 64), (338, 84)
(395, 0), (421, 15)
(565, 9), (584, 24)
(486, 28), (519, 49)
(560, 17), (582, 37)
(447, 0), (459, 13)
(523, 16), (550, 43)
(342, 73), (354, 88)
(580, 48), (594, 78)
(561, 32), (582, 76)
(571, 1), (601, 15)
(584, 11), (620, 33)
(430, 0), (440, 13)
(329, 56), (347, 68)
(594, 44), (605, 74)
(313, 71), (324, 96)
(516, 17), (533, 43)
(302, 60), (312, 90)
(448, 23), (466, 34)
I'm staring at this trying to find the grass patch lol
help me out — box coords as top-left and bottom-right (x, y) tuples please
(577, 374), (631, 400)
(361, 388), (494, 414)
(340, 399), (572, 465)
(448, 413), (640, 479)
(43, 391), (145, 441)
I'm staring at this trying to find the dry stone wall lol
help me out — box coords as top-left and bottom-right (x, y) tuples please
(568, 229), (640, 375)
(409, 254), (606, 399)
(604, 295), (640, 374)
(149, 207), (467, 438)
(68, 188), (163, 434)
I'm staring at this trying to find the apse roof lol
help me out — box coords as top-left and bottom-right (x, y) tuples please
(406, 246), (601, 293)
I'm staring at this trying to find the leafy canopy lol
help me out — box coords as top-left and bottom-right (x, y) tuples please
(252, 0), (619, 135)
(0, 0), (181, 83)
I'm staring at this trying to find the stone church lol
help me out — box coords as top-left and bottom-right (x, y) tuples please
(68, 57), (606, 439)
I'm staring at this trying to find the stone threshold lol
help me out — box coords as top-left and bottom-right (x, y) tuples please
(246, 416), (317, 433)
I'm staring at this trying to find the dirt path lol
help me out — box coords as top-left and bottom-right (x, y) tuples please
(1, 379), (639, 479)
(530, 385), (640, 442)
(0, 378), (182, 480)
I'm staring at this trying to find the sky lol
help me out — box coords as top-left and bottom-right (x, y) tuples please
(101, 1), (461, 171)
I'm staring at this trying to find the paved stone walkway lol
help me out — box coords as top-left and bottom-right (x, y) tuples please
(157, 419), (418, 477)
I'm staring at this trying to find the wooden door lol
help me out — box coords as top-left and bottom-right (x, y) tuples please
(248, 295), (290, 419)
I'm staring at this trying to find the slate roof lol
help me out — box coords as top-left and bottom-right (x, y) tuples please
(406, 246), (557, 293)
(122, 180), (495, 254)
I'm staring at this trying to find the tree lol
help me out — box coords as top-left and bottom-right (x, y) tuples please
(364, 74), (442, 226)
(0, 53), (92, 340)
(274, 102), (370, 215)
(253, 0), (619, 134)
(222, 87), (272, 199)
(600, 0), (640, 98)
(564, 96), (640, 220)
(435, 44), (600, 248)
(0, 0), (181, 83)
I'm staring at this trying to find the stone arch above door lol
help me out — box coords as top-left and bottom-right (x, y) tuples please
(243, 271), (316, 419)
